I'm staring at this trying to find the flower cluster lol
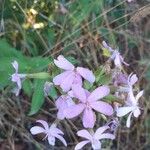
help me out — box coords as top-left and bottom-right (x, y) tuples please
(11, 41), (144, 149)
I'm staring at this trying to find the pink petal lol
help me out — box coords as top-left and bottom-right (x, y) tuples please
(12, 60), (18, 72)
(75, 140), (90, 150)
(94, 126), (109, 139)
(73, 73), (82, 85)
(53, 71), (71, 85)
(98, 133), (115, 140)
(55, 96), (67, 109)
(54, 134), (67, 146)
(54, 55), (74, 70)
(64, 104), (85, 119)
(72, 84), (86, 103)
(82, 107), (96, 128)
(36, 120), (49, 130)
(87, 86), (110, 102)
(30, 126), (45, 135)
(116, 106), (134, 117)
(48, 135), (55, 146)
(90, 101), (113, 116)
(126, 112), (132, 128)
(128, 73), (138, 86)
(76, 67), (95, 83)
(77, 130), (92, 140)
(60, 72), (75, 92)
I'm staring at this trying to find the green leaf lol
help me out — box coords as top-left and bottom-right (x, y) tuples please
(48, 86), (57, 100)
(28, 79), (46, 116)
(22, 80), (33, 97)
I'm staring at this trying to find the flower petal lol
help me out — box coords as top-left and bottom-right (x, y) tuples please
(64, 104), (85, 119)
(97, 133), (115, 140)
(117, 106), (134, 117)
(87, 86), (110, 102)
(30, 126), (45, 135)
(73, 73), (82, 85)
(75, 140), (90, 150)
(76, 67), (95, 83)
(72, 84), (86, 102)
(53, 71), (71, 85)
(12, 60), (18, 72)
(91, 139), (101, 150)
(60, 72), (75, 92)
(133, 108), (141, 118)
(114, 53), (122, 68)
(128, 73), (138, 86)
(90, 101), (113, 116)
(126, 112), (132, 128)
(36, 120), (49, 130)
(54, 134), (67, 146)
(82, 107), (96, 128)
(77, 130), (92, 140)
(48, 135), (55, 146)
(94, 126), (109, 139)
(54, 55), (74, 70)
(135, 90), (144, 101)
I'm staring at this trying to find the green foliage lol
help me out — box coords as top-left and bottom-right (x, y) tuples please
(28, 79), (46, 116)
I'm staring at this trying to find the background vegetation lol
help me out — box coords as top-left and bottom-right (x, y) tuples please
(0, 0), (150, 149)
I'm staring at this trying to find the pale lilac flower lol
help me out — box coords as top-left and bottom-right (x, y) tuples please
(55, 95), (75, 120)
(64, 85), (113, 128)
(75, 126), (115, 150)
(116, 90), (143, 128)
(11, 60), (26, 96)
(53, 55), (95, 92)
(102, 41), (129, 68)
(30, 120), (67, 146)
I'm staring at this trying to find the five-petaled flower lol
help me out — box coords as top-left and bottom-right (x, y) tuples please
(53, 55), (95, 92)
(116, 89), (143, 128)
(64, 85), (113, 128)
(102, 41), (129, 69)
(75, 126), (115, 150)
(30, 120), (67, 146)
(11, 60), (26, 96)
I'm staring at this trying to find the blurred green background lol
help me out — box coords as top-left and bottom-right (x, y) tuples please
(0, 0), (150, 149)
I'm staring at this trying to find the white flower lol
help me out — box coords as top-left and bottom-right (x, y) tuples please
(102, 41), (129, 69)
(30, 120), (67, 146)
(117, 90), (143, 128)
(75, 126), (115, 150)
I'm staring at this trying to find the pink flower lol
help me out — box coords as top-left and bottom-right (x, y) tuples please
(55, 95), (75, 120)
(30, 120), (67, 146)
(116, 90), (143, 128)
(53, 55), (95, 92)
(64, 85), (113, 128)
(11, 60), (26, 96)
(102, 41), (129, 68)
(75, 126), (115, 150)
